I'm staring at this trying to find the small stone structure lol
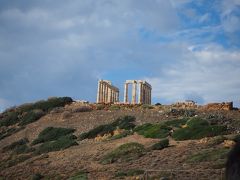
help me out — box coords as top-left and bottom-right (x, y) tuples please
(173, 100), (197, 108)
(203, 102), (233, 111)
(96, 80), (119, 104)
(124, 80), (152, 104)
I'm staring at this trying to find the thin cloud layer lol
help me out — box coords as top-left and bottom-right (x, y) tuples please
(0, 0), (239, 111)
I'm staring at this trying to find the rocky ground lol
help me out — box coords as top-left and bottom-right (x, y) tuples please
(0, 102), (240, 180)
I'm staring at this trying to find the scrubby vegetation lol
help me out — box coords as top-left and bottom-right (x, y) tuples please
(32, 127), (75, 145)
(2, 138), (34, 154)
(31, 127), (77, 154)
(163, 118), (188, 128)
(172, 117), (227, 141)
(134, 123), (171, 139)
(109, 105), (120, 110)
(34, 134), (78, 155)
(141, 104), (154, 109)
(187, 148), (230, 163)
(0, 127), (24, 140)
(79, 116), (135, 140)
(101, 142), (145, 164)
(109, 130), (133, 140)
(0, 97), (73, 128)
(68, 171), (88, 180)
(151, 138), (169, 150)
(115, 169), (144, 177)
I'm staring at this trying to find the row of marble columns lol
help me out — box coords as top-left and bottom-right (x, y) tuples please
(97, 80), (119, 103)
(124, 80), (152, 104)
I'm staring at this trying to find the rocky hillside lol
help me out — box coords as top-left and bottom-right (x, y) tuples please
(0, 98), (240, 180)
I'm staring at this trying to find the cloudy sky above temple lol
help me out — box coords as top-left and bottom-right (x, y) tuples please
(0, 0), (240, 111)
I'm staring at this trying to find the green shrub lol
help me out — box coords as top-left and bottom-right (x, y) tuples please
(207, 136), (227, 147)
(96, 104), (105, 110)
(141, 104), (154, 109)
(0, 97), (73, 127)
(163, 118), (188, 128)
(151, 139), (169, 150)
(101, 142), (145, 164)
(68, 171), (88, 180)
(186, 117), (209, 128)
(109, 105), (120, 110)
(17, 97), (73, 113)
(79, 116), (135, 140)
(187, 148), (230, 163)
(0, 127), (25, 140)
(2, 138), (35, 154)
(233, 134), (240, 142)
(0, 111), (19, 127)
(19, 110), (45, 126)
(172, 125), (227, 141)
(109, 130), (133, 140)
(32, 127), (75, 145)
(134, 123), (171, 139)
(115, 169), (144, 177)
(34, 134), (78, 155)
(1, 154), (33, 170)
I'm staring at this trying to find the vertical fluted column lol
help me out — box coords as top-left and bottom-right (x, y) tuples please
(116, 91), (119, 102)
(149, 87), (152, 105)
(107, 89), (112, 103)
(97, 81), (100, 103)
(100, 82), (103, 103)
(103, 84), (106, 103)
(132, 82), (137, 104)
(138, 82), (143, 104)
(124, 83), (128, 103)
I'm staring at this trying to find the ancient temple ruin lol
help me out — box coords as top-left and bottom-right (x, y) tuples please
(124, 80), (152, 104)
(96, 80), (119, 103)
(96, 79), (152, 104)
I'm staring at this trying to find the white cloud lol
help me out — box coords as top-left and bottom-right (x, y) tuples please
(145, 44), (240, 105)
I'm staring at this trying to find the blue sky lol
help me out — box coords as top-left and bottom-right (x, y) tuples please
(0, 0), (240, 111)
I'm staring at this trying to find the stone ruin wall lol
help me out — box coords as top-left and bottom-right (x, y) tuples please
(201, 102), (233, 111)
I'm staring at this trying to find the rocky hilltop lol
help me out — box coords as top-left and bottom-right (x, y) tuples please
(0, 97), (240, 179)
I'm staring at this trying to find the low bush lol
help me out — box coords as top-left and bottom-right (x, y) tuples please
(0, 127), (25, 140)
(115, 169), (144, 177)
(187, 148), (230, 163)
(2, 138), (33, 154)
(79, 116), (135, 140)
(134, 123), (171, 139)
(96, 104), (105, 110)
(0, 97), (73, 127)
(32, 127), (75, 145)
(71, 106), (92, 113)
(18, 97), (73, 113)
(186, 117), (209, 128)
(101, 142), (145, 164)
(34, 134), (78, 155)
(19, 110), (45, 126)
(68, 171), (88, 180)
(172, 125), (227, 141)
(207, 136), (227, 147)
(109, 130), (133, 140)
(0, 154), (32, 170)
(109, 105), (120, 111)
(141, 104), (154, 109)
(3, 138), (28, 151)
(163, 118), (188, 128)
(0, 111), (19, 127)
(151, 138), (169, 150)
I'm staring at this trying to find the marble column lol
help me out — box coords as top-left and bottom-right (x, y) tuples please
(132, 82), (137, 104)
(124, 83), (128, 103)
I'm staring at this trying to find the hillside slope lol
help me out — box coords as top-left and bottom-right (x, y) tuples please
(0, 100), (240, 179)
